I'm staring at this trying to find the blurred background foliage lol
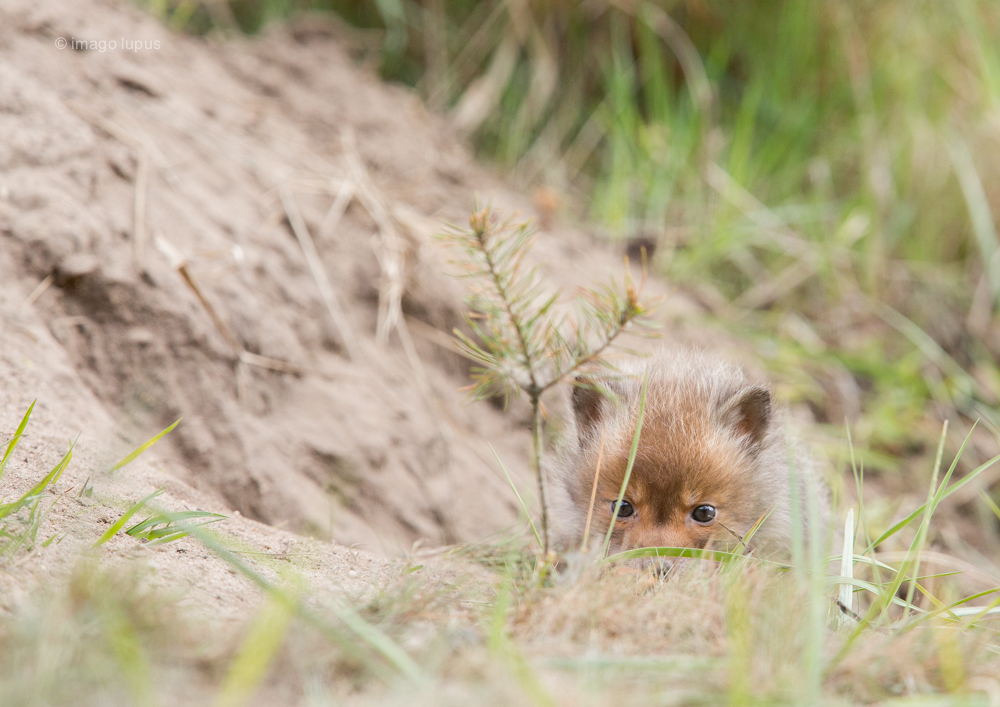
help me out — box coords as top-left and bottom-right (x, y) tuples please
(146, 0), (1000, 517)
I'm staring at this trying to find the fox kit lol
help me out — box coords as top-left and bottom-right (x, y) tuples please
(550, 351), (827, 562)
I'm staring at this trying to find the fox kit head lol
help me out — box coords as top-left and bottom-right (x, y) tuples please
(552, 354), (796, 563)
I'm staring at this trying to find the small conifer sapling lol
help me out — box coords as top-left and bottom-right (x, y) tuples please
(440, 205), (657, 555)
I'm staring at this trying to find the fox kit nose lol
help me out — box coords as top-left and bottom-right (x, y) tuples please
(635, 556), (704, 581)
(628, 555), (676, 577)
(649, 557), (674, 577)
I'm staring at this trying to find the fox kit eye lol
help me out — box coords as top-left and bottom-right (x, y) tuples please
(691, 505), (716, 523)
(612, 500), (634, 518)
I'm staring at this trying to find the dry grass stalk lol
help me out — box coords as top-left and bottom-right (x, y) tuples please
(16, 275), (54, 314)
(63, 99), (143, 152)
(405, 316), (477, 362)
(421, 0), (450, 112)
(339, 130), (406, 347)
(608, 0), (714, 127)
(450, 34), (521, 134)
(319, 179), (355, 241)
(339, 130), (440, 421)
(133, 152), (150, 268)
(336, 131), (467, 514)
(580, 425), (606, 554)
(152, 233), (316, 382)
(735, 259), (816, 310)
(704, 163), (822, 268)
(279, 184), (359, 360)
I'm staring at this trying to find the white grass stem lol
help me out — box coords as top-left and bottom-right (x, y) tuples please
(838, 508), (855, 625)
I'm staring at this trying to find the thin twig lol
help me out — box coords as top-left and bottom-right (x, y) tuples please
(716, 519), (748, 553)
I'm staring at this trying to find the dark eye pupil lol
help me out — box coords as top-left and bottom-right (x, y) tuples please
(613, 501), (634, 518)
(692, 505), (716, 523)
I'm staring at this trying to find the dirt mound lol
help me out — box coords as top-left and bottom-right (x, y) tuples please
(0, 0), (699, 554)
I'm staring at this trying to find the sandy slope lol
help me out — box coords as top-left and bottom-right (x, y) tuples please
(0, 0), (713, 613)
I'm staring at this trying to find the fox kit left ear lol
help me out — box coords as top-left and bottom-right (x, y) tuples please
(572, 377), (607, 446)
(719, 386), (771, 447)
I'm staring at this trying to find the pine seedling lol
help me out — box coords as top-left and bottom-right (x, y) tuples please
(440, 204), (657, 554)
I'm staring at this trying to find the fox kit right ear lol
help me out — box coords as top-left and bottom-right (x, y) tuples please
(571, 377), (609, 446)
(719, 385), (771, 449)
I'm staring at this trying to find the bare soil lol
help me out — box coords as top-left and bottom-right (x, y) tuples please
(0, 0), (726, 613)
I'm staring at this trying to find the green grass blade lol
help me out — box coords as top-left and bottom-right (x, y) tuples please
(187, 524), (425, 683)
(601, 368), (649, 559)
(490, 443), (542, 549)
(863, 437), (997, 555)
(824, 576), (927, 613)
(126, 509), (227, 546)
(836, 554), (911, 575)
(109, 419), (180, 473)
(863, 510), (927, 557)
(215, 590), (296, 707)
(333, 601), (427, 685)
(870, 422), (945, 623)
(126, 510), (227, 537)
(103, 602), (158, 707)
(978, 489), (1000, 522)
(145, 520), (223, 542)
(929, 421), (975, 510)
(904, 588), (1000, 630)
(92, 488), (164, 547)
(899, 421), (950, 622)
(947, 133), (1000, 306)
(956, 591), (1000, 625)
(0, 400), (35, 481)
(0, 442), (74, 520)
(145, 531), (190, 545)
(741, 501), (782, 548)
(603, 546), (786, 567)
